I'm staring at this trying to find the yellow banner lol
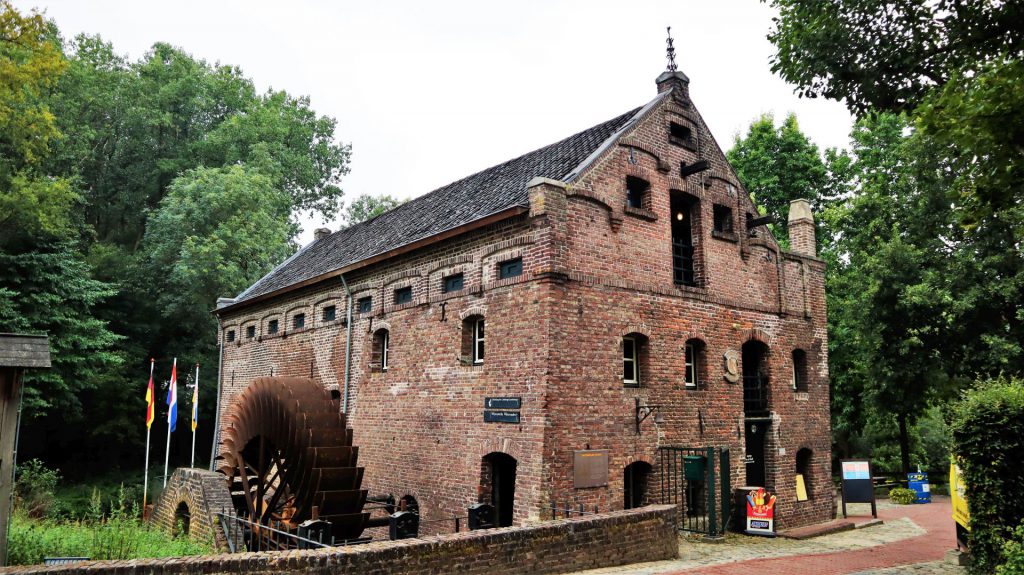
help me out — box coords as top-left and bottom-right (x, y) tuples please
(950, 461), (970, 530)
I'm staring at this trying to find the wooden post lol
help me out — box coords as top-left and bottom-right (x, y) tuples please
(0, 334), (51, 566)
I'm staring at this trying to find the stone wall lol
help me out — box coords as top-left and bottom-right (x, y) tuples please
(0, 505), (678, 575)
(149, 468), (235, 551)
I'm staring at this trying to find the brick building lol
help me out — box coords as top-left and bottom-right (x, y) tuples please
(213, 64), (833, 531)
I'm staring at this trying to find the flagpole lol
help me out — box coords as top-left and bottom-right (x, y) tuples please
(191, 363), (198, 468)
(164, 357), (176, 487)
(143, 359), (154, 516)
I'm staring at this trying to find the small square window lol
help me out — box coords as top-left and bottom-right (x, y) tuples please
(268, 319), (279, 334)
(357, 296), (372, 314)
(670, 122), (694, 147)
(246, 326), (256, 339)
(394, 286), (413, 305)
(293, 313), (305, 329)
(443, 273), (464, 293)
(323, 305), (336, 322)
(625, 176), (650, 210)
(226, 330), (235, 342)
(498, 258), (523, 279)
(713, 204), (734, 234)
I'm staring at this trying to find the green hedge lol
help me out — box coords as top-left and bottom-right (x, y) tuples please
(949, 378), (1024, 574)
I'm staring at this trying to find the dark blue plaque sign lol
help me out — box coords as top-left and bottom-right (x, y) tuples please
(483, 410), (521, 424)
(485, 397), (522, 410)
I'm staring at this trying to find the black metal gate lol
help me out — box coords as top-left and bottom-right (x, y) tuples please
(657, 446), (731, 535)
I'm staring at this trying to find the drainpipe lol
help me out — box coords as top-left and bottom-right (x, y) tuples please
(210, 299), (233, 471)
(340, 274), (354, 414)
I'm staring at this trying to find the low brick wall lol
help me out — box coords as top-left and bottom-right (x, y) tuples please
(1, 505), (677, 574)
(149, 468), (235, 551)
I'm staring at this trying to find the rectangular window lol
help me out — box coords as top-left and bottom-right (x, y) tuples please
(443, 273), (465, 293)
(625, 176), (649, 209)
(268, 319), (279, 334)
(685, 343), (697, 388)
(381, 331), (389, 371)
(246, 325), (256, 339)
(322, 305), (336, 322)
(498, 258), (523, 279)
(226, 330), (235, 342)
(394, 286), (413, 304)
(623, 336), (639, 387)
(473, 318), (485, 364)
(292, 313), (305, 329)
(713, 204), (734, 234)
(669, 122), (694, 147)
(357, 296), (372, 314)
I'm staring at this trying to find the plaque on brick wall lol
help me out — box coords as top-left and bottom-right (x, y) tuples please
(573, 450), (609, 488)
(723, 349), (741, 383)
(484, 410), (520, 424)
(485, 397), (522, 410)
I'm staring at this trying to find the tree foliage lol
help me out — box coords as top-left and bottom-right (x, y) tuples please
(765, 0), (1024, 115)
(344, 193), (405, 226)
(726, 112), (827, 245)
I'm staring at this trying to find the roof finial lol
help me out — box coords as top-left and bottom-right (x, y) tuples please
(665, 26), (677, 72)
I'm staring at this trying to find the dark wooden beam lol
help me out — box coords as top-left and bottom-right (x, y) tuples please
(679, 160), (710, 178)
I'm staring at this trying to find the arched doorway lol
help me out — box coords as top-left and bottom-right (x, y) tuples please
(174, 501), (191, 537)
(624, 461), (652, 509)
(481, 452), (517, 527)
(743, 340), (771, 488)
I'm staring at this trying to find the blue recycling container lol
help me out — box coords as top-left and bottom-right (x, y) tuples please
(907, 472), (931, 504)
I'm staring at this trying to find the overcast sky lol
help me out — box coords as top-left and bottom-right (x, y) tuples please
(18, 1), (853, 245)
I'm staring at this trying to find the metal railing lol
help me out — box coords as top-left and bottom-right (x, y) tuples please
(657, 446), (731, 536)
(549, 503), (599, 520)
(217, 509), (371, 553)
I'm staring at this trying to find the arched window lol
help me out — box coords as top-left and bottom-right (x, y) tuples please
(461, 315), (485, 365)
(792, 349), (808, 392)
(796, 448), (813, 501)
(174, 501), (191, 537)
(624, 461), (653, 509)
(373, 329), (390, 372)
(684, 339), (706, 389)
(622, 333), (649, 388)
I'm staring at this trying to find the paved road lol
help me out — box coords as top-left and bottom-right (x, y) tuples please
(576, 497), (964, 575)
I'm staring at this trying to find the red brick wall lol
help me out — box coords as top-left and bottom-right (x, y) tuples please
(0, 506), (679, 575)
(213, 82), (833, 531)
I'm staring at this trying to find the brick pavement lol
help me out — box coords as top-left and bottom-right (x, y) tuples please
(575, 496), (964, 575)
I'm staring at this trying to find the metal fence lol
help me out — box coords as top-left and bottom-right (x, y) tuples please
(217, 509), (370, 553)
(657, 446), (731, 536)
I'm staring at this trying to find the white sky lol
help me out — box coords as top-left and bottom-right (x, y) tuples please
(18, 0), (853, 245)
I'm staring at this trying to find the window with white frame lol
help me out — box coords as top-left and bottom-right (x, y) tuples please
(685, 342), (697, 387)
(623, 336), (639, 387)
(382, 330), (390, 371)
(472, 317), (485, 364)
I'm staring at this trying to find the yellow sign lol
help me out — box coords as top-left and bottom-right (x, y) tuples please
(950, 461), (970, 530)
(795, 473), (808, 501)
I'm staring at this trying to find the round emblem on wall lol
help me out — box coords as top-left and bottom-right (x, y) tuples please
(723, 349), (740, 383)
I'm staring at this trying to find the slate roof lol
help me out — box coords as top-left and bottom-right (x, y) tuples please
(229, 104), (649, 308)
(0, 333), (51, 368)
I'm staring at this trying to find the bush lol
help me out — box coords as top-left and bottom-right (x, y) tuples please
(14, 459), (61, 518)
(888, 487), (917, 504)
(948, 377), (1024, 574)
(997, 524), (1024, 575)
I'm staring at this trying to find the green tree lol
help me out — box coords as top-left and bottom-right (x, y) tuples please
(344, 193), (405, 226)
(765, 0), (1024, 115)
(0, 1), (76, 248)
(138, 165), (296, 363)
(727, 113), (827, 246)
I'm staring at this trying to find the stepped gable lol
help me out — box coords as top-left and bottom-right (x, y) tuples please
(233, 107), (644, 306)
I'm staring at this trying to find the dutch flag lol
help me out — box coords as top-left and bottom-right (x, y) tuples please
(167, 358), (178, 433)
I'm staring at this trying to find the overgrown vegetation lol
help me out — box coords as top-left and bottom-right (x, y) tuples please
(948, 378), (1024, 574)
(8, 460), (208, 566)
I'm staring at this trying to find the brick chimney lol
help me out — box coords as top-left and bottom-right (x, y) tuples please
(313, 227), (331, 241)
(656, 70), (690, 99)
(788, 199), (816, 257)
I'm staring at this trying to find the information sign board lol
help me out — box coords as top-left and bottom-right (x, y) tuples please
(573, 450), (609, 488)
(744, 487), (776, 537)
(840, 459), (877, 518)
(483, 410), (520, 424)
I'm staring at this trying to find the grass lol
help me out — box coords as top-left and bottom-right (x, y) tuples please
(7, 484), (213, 566)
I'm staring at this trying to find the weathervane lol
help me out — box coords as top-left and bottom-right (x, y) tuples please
(666, 26), (677, 72)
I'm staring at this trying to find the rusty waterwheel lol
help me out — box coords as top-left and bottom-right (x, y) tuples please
(216, 376), (368, 542)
